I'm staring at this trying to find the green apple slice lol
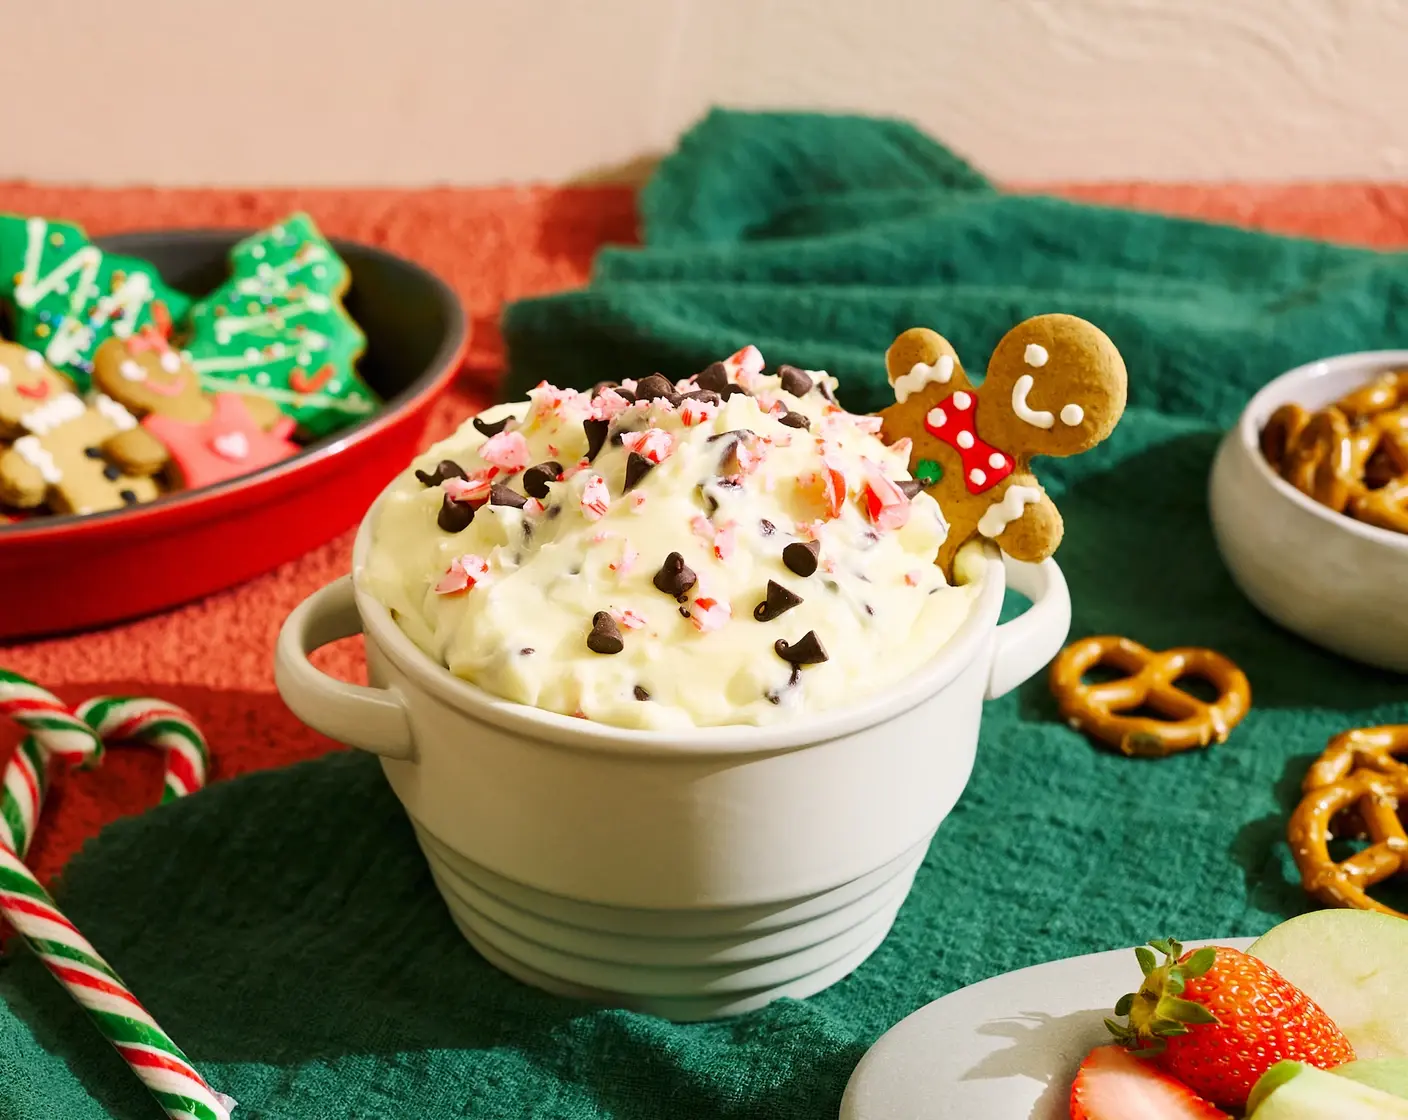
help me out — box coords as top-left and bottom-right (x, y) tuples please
(1248, 1061), (1408, 1117)
(1249, 910), (1408, 1059)
(1335, 1059), (1408, 1101)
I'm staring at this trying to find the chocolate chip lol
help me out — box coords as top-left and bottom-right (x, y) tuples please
(682, 389), (722, 406)
(782, 540), (820, 577)
(633, 374), (679, 405)
(633, 685), (650, 701)
(614, 387), (637, 404)
(120, 489), (138, 505)
(697, 485), (719, 515)
(707, 428), (753, 443)
(520, 647), (534, 655)
(695, 362), (729, 393)
(415, 459), (467, 487)
(817, 379), (837, 404)
(523, 461), (562, 499)
(719, 384), (752, 401)
(760, 519), (776, 536)
(778, 410), (810, 430)
(438, 494), (475, 532)
(753, 581), (803, 622)
(898, 480), (924, 499)
(624, 452), (654, 491)
(490, 483), (528, 509)
(473, 415), (512, 438)
(679, 605), (692, 618)
(102, 464), (121, 480)
(84, 446), (104, 459)
(591, 380), (620, 398)
(778, 365), (813, 397)
(587, 611), (624, 655)
(775, 631), (827, 666)
(583, 418), (609, 461)
(864, 604), (874, 616)
(653, 552), (697, 598)
(547, 504), (562, 520)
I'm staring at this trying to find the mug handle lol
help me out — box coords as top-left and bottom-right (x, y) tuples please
(985, 556), (1072, 700)
(274, 576), (416, 760)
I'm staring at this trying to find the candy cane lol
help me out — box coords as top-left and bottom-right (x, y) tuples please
(0, 671), (233, 1120)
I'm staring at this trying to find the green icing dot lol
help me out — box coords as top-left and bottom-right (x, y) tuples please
(915, 458), (943, 485)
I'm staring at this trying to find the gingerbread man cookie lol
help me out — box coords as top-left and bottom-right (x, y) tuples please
(0, 343), (160, 515)
(0, 215), (191, 391)
(181, 214), (376, 439)
(92, 335), (300, 490)
(878, 314), (1127, 576)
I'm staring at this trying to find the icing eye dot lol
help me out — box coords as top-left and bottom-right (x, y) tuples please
(24, 350), (43, 370)
(1060, 403), (1085, 426)
(951, 391), (972, 411)
(1024, 344), (1049, 367)
(243, 347), (260, 361)
(119, 359), (146, 382)
(969, 468), (987, 487)
(956, 431), (975, 449)
(255, 372), (271, 386)
(159, 351), (182, 373)
(989, 452), (1007, 469)
(250, 245), (266, 259)
(926, 407), (947, 428)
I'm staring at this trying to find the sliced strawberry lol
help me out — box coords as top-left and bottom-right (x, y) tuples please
(1070, 1046), (1229, 1120)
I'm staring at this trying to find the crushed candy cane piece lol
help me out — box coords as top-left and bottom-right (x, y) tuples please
(480, 430), (531, 472)
(590, 388), (633, 420)
(802, 463), (847, 520)
(889, 437), (913, 462)
(852, 415), (884, 435)
(590, 529), (616, 544)
(712, 522), (737, 560)
(442, 474), (492, 504)
(724, 345), (765, 383)
(524, 498), (546, 516)
(905, 570), (922, 587)
(435, 554), (490, 595)
(679, 397), (718, 426)
(562, 457), (593, 480)
(610, 608), (647, 630)
(620, 428), (675, 464)
(610, 542), (639, 573)
(861, 459), (912, 531)
(580, 474), (610, 521)
(690, 515), (715, 544)
(688, 596), (731, 633)
(629, 491), (648, 513)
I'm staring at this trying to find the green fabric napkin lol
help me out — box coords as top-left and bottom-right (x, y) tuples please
(3, 110), (1407, 1120)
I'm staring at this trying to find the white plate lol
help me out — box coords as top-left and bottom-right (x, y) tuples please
(839, 937), (1255, 1120)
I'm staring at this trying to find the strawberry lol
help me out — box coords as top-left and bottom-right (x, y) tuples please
(1070, 1045), (1229, 1119)
(1105, 939), (1355, 1111)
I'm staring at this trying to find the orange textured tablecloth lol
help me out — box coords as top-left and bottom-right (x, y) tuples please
(2, 179), (1406, 885)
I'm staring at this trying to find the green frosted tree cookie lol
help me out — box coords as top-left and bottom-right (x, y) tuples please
(0, 215), (193, 392)
(182, 214), (376, 440)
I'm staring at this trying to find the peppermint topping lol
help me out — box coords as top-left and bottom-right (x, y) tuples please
(435, 554), (489, 595)
(480, 429), (531, 472)
(580, 474), (610, 520)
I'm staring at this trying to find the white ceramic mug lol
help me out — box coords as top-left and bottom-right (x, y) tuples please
(275, 495), (1072, 1019)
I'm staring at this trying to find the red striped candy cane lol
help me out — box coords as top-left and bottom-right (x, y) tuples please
(0, 670), (233, 1120)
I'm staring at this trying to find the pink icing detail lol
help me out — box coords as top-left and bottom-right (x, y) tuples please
(442, 474), (492, 504)
(860, 460), (912, 531)
(610, 542), (638, 574)
(434, 554), (489, 595)
(621, 428), (674, 464)
(610, 607), (646, 630)
(688, 596), (731, 633)
(480, 430), (531, 472)
(143, 372), (187, 397)
(580, 474), (610, 521)
(141, 394), (299, 489)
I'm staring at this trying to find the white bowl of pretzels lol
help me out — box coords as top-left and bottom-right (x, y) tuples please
(1209, 350), (1408, 673)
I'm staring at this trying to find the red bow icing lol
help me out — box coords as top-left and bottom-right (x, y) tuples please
(922, 391), (1015, 494)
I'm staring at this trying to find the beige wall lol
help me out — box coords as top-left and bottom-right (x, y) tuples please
(6, 0), (1407, 186)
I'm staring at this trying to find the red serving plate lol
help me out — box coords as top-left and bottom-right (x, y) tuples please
(0, 229), (468, 641)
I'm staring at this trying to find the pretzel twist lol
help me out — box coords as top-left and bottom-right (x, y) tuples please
(1049, 636), (1252, 758)
(1262, 370), (1408, 534)
(1288, 770), (1408, 919)
(1304, 724), (1408, 791)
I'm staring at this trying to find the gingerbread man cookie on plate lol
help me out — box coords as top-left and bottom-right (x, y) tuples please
(878, 314), (1127, 576)
(0, 341), (160, 515)
(92, 334), (300, 490)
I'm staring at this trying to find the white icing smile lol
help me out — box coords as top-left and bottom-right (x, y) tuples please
(1012, 375), (1086, 431)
